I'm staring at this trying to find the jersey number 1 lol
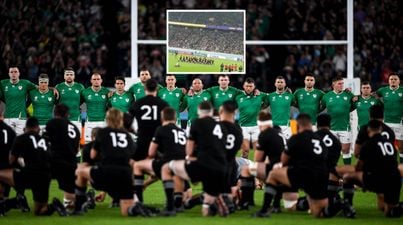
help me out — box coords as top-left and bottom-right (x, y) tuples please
(2, 129), (7, 144)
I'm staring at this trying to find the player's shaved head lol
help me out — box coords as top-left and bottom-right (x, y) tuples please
(369, 105), (384, 120)
(162, 107), (176, 122)
(367, 119), (382, 134)
(145, 79), (158, 92)
(221, 100), (237, 114)
(198, 101), (213, 117)
(317, 113), (331, 128)
(296, 113), (312, 131)
(25, 117), (40, 133)
(54, 104), (70, 118)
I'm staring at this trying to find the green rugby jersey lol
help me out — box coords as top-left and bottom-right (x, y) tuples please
(376, 86), (403, 123)
(294, 88), (324, 124)
(0, 79), (36, 118)
(207, 86), (242, 110)
(29, 89), (56, 125)
(182, 90), (211, 126)
(108, 91), (134, 113)
(354, 95), (381, 128)
(267, 91), (294, 126)
(236, 92), (267, 126)
(55, 82), (84, 121)
(158, 87), (184, 118)
(128, 82), (163, 101)
(321, 91), (354, 131)
(81, 87), (109, 121)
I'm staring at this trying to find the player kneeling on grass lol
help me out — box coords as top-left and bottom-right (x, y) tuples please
(74, 108), (136, 216)
(253, 114), (329, 218)
(160, 101), (229, 217)
(343, 120), (402, 218)
(239, 111), (290, 212)
(0, 117), (67, 216)
(133, 107), (186, 210)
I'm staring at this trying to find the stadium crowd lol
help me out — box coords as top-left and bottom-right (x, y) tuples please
(168, 25), (243, 55)
(0, 0), (131, 86)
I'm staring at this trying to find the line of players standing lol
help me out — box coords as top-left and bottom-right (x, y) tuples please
(0, 65), (402, 217)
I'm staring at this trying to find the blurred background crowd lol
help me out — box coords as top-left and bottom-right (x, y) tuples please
(0, 0), (402, 91)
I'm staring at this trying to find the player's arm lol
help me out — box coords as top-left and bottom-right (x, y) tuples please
(349, 97), (356, 112)
(179, 95), (188, 112)
(355, 159), (364, 171)
(354, 144), (361, 158)
(148, 142), (158, 159)
(185, 139), (195, 159)
(280, 152), (290, 166)
(319, 94), (327, 111)
(254, 150), (265, 162)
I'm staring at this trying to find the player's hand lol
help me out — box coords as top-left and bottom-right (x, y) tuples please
(273, 162), (283, 170)
(108, 91), (114, 98)
(52, 88), (59, 99)
(187, 89), (194, 96)
(95, 192), (106, 202)
(285, 87), (293, 94)
(371, 92), (380, 99)
(253, 89), (260, 96)
(352, 96), (358, 102)
(181, 88), (187, 95)
(344, 87), (352, 93)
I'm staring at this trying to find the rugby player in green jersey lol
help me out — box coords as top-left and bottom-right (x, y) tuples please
(128, 68), (151, 101)
(108, 76), (134, 113)
(81, 73), (110, 142)
(0, 67), (37, 135)
(55, 68), (85, 130)
(158, 74), (185, 125)
(181, 78), (211, 132)
(127, 68), (163, 101)
(207, 74), (243, 112)
(321, 76), (355, 165)
(266, 76), (294, 139)
(353, 81), (381, 129)
(236, 78), (268, 158)
(294, 74), (324, 127)
(375, 73), (403, 162)
(29, 74), (56, 130)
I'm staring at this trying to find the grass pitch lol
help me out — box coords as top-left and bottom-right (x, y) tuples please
(2, 179), (402, 225)
(167, 52), (244, 73)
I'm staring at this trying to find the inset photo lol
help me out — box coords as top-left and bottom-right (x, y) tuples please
(167, 10), (246, 74)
